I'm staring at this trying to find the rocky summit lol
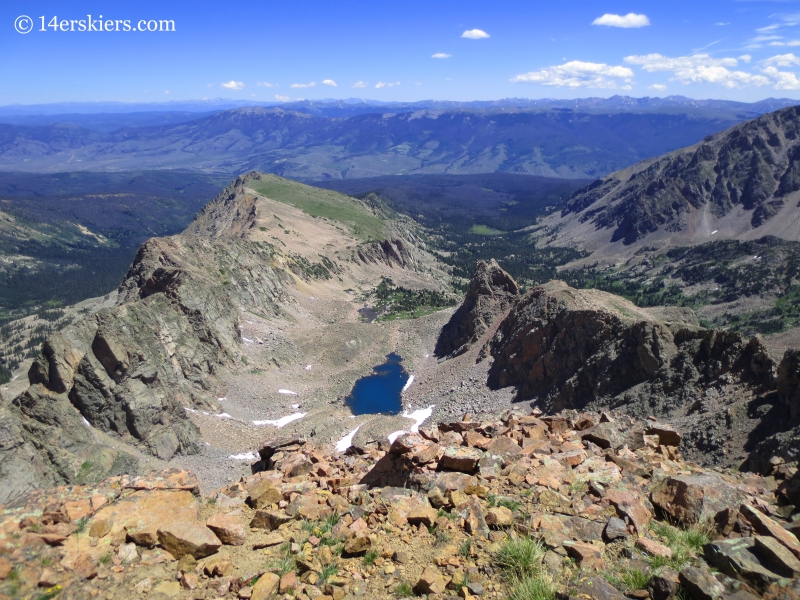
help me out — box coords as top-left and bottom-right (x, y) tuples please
(2, 408), (799, 600)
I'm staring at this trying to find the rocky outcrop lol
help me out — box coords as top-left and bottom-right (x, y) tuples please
(435, 259), (519, 357)
(1, 174), (292, 500)
(487, 280), (774, 414)
(355, 239), (416, 268)
(561, 105), (800, 244)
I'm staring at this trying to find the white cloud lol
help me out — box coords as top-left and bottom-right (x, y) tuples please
(274, 94), (291, 102)
(322, 79), (338, 87)
(375, 81), (401, 88)
(432, 53), (452, 59)
(625, 52), (800, 89)
(624, 53), (770, 88)
(221, 81), (244, 90)
(352, 81), (368, 88)
(770, 40), (800, 46)
(716, 22), (730, 27)
(461, 29), (489, 39)
(592, 13), (650, 28)
(762, 66), (800, 89)
(648, 83), (667, 91)
(164, 90), (170, 94)
(764, 53), (800, 67)
(290, 82), (316, 88)
(511, 60), (634, 89)
(257, 82), (276, 87)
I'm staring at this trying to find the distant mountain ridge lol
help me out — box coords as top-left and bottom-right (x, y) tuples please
(0, 102), (789, 179)
(539, 104), (800, 256)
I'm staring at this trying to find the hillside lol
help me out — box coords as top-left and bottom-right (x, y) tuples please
(538, 105), (800, 255)
(0, 172), (455, 502)
(0, 107), (768, 180)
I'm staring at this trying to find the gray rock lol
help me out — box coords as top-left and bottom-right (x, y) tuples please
(704, 537), (784, 592)
(679, 565), (725, 600)
(603, 517), (629, 542)
(648, 567), (679, 600)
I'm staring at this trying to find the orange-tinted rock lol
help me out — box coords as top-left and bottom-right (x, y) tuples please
(157, 521), (221, 559)
(206, 513), (245, 546)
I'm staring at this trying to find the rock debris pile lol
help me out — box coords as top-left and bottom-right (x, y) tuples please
(2, 408), (799, 599)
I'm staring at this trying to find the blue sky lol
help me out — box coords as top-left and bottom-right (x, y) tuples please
(5, 0), (800, 105)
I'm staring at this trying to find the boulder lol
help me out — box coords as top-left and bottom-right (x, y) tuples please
(440, 446), (483, 473)
(753, 535), (800, 578)
(603, 517), (628, 542)
(645, 423), (682, 447)
(679, 566), (725, 600)
(637, 537), (672, 558)
(651, 474), (744, 525)
(206, 513), (245, 546)
(157, 522), (221, 559)
(486, 506), (514, 527)
(704, 537), (784, 592)
(249, 510), (292, 531)
(740, 504), (800, 559)
(251, 572), (280, 600)
(577, 576), (625, 600)
(564, 541), (604, 569)
(415, 565), (450, 596)
(649, 567), (680, 600)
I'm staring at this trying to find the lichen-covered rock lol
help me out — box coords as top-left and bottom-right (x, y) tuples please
(651, 474), (745, 526)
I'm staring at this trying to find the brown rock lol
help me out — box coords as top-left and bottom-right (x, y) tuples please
(440, 446), (483, 472)
(577, 576), (626, 600)
(464, 431), (490, 449)
(344, 531), (371, 555)
(415, 565), (450, 596)
(486, 506), (514, 527)
(754, 536), (800, 577)
(206, 513), (246, 546)
(0, 557), (12, 579)
(247, 480), (282, 509)
(637, 537), (673, 558)
(250, 510), (292, 531)
(280, 571), (298, 593)
(645, 423), (682, 447)
(181, 572), (199, 590)
(651, 475), (744, 526)
(89, 518), (111, 539)
(649, 567), (680, 600)
(407, 506), (438, 527)
(564, 541), (604, 569)
(485, 436), (521, 457)
(157, 521), (222, 559)
(741, 504), (800, 559)
(679, 566), (725, 600)
(251, 572), (280, 600)
(121, 469), (201, 495)
(72, 553), (98, 579)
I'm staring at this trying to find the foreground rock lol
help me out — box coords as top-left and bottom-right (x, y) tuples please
(2, 409), (798, 599)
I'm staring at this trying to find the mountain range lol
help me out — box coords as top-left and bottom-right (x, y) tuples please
(0, 95), (798, 179)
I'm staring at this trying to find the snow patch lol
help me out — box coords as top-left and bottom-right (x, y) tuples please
(335, 425), (361, 453)
(241, 337), (254, 343)
(82, 417), (91, 427)
(385, 405), (435, 443)
(184, 407), (197, 413)
(218, 397), (227, 401)
(291, 403), (300, 409)
(229, 452), (258, 461)
(278, 389), (298, 395)
(253, 412), (306, 428)
(305, 364), (312, 370)
(402, 375), (415, 393)
(711, 230), (718, 235)
(215, 413), (232, 419)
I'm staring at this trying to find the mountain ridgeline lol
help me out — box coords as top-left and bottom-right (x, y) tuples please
(555, 105), (800, 247)
(0, 105), (781, 180)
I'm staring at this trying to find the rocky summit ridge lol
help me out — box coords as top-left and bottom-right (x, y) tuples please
(0, 171), (437, 504)
(1, 407), (799, 600)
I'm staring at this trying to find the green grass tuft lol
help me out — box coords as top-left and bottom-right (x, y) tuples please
(495, 537), (547, 579)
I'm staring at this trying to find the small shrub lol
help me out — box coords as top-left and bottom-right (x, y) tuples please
(318, 563), (338, 585)
(98, 552), (112, 566)
(363, 550), (379, 566)
(395, 582), (414, 597)
(459, 540), (472, 558)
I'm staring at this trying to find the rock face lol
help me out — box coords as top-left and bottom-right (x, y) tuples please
(0, 173), (294, 500)
(559, 105), (800, 245)
(487, 280), (774, 414)
(433, 262), (800, 467)
(435, 259), (519, 357)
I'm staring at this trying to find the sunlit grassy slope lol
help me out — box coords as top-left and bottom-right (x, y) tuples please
(250, 175), (386, 241)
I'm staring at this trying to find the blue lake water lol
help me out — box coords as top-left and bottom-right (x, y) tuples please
(345, 352), (408, 415)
